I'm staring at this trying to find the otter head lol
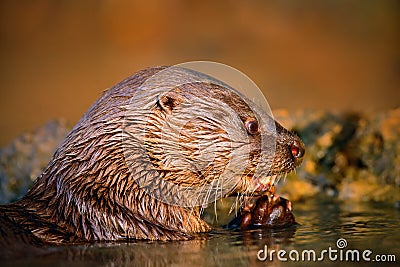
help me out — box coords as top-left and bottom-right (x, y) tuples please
(123, 66), (305, 207)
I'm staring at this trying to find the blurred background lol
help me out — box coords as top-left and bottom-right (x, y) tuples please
(0, 0), (399, 146)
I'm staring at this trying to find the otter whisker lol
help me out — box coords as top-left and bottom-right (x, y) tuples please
(228, 194), (238, 215)
(213, 182), (219, 222)
(283, 172), (288, 183)
(275, 174), (281, 186)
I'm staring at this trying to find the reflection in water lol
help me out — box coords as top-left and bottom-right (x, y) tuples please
(2, 198), (399, 266)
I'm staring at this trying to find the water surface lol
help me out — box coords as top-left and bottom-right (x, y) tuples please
(2, 198), (399, 267)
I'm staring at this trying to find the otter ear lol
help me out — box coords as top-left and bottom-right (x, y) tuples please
(156, 92), (182, 114)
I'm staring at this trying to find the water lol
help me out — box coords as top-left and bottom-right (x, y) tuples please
(2, 198), (399, 267)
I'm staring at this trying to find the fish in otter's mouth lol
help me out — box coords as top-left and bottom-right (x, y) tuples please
(0, 64), (305, 247)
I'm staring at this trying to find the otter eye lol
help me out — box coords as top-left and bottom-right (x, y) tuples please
(245, 119), (259, 135)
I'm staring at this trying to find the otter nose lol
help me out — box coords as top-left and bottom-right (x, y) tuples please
(290, 140), (305, 159)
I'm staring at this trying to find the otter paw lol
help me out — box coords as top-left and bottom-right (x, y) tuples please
(227, 195), (296, 230)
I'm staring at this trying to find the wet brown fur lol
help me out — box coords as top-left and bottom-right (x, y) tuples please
(0, 67), (304, 247)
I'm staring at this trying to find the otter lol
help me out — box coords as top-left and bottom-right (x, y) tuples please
(0, 66), (304, 248)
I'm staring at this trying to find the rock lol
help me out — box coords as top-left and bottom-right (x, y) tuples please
(274, 108), (400, 203)
(0, 120), (70, 204)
